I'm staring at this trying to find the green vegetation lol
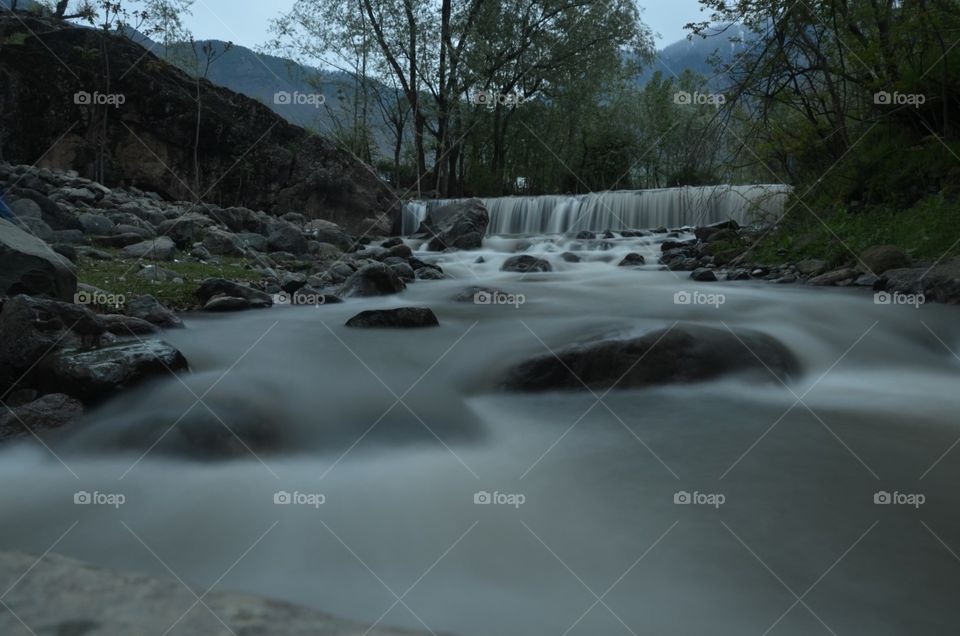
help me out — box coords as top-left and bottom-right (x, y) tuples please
(76, 250), (262, 310)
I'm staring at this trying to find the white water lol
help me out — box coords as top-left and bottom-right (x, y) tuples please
(2, 230), (960, 635)
(402, 184), (792, 235)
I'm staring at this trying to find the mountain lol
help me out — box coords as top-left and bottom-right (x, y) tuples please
(638, 26), (754, 87)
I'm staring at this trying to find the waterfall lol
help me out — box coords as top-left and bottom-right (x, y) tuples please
(401, 184), (792, 236)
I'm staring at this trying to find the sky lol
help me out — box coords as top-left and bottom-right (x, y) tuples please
(181, 0), (708, 52)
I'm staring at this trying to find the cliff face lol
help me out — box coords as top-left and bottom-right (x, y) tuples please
(0, 15), (398, 234)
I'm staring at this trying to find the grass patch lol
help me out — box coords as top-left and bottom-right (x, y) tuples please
(76, 249), (263, 311)
(751, 195), (960, 266)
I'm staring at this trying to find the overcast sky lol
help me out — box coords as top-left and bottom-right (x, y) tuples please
(181, 0), (708, 52)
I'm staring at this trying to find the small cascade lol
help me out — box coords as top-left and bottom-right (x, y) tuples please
(401, 184), (792, 235)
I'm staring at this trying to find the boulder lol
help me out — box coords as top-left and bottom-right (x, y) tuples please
(560, 252), (581, 263)
(121, 237), (176, 261)
(12, 216), (54, 241)
(306, 220), (354, 251)
(859, 244), (911, 274)
(0, 551), (430, 635)
(795, 259), (829, 276)
(267, 222), (309, 255)
(195, 278), (273, 307)
(337, 263), (406, 297)
(415, 267), (446, 280)
(618, 253), (646, 266)
(156, 213), (212, 247)
(202, 228), (247, 256)
(0, 393), (83, 441)
(78, 212), (115, 235)
(7, 197), (42, 219)
(878, 258), (960, 304)
(203, 295), (257, 312)
(808, 267), (858, 286)
(91, 232), (151, 248)
(37, 340), (189, 401)
(101, 314), (160, 335)
(503, 325), (799, 392)
(346, 307), (440, 328)
(501, 255), (552, 273)
(125, 295), (183, 328)
(0, 218), (77, 301)
(134, 265), (181, 282)
(9, 188), (82, 230)
(690, 268), (718, 282)
(425, 199), (489, 251)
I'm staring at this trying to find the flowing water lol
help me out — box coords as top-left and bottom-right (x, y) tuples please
(2, 229), (960, 635)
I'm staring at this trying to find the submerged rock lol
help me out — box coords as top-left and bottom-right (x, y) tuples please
(346, 307), (439, 328)
(503, 325), (799, 392)
(501, 255), (552, 273)
(618, 253), (646, 266)
(0, 393), (83, 441)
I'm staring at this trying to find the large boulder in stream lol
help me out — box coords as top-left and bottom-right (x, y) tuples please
(424, 199), (489, 251)
(0, 551), (430, 636)
(503, 325), (799, 391)
(37, 340), (189, 402)
(0, 217), (77, 301)
(337, 263), (406, 297)
(346, 307), (439, 328)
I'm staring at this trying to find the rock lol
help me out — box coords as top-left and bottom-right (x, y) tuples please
(859, 244), (911, 274)
(8, 197), (43, 219)
(808, 267), (858, 286)
(134, 265), (180, 282)
(91, 232), (151, 248)
(503, 325), (799, 392)
(11, 215), (54, 241)
(60, 187), (97, 203)
(267, 222), (309, 255)
(690, 268), (717, 282)
(381, 237), (403, 248)
(795, 259), (829, 276)
(236, 231), (268, 252)
(195, 278), (273, 307)
(618, 253), (646, 266)
(37, 340), (188, 402)
(0, 551), (429, 635)
(0, 218), (77, 301)
(101, 314), (160, 335)
(190, 245), (212, 260)
(346, 307), (440, 328)
(560, 252), (581, 263)
(203, 295), (256, 312)
(661, 239), (697, 252)
(76, 246), (114, 260)
(202, 228), (247, 256)
(415, 267), (446, 280)
(388, 243), (413, 259)
(0, 393), (83, 440)
(51, 229), (85, 244)
(574, 231), (596, 239)
(125, 295), (183, 328)
(853, 273), (880, 287)
(389, 261), (416, 282)
(337, 263), (406, 297)
(78, 212), (114, 235)
(501, 255), (552, 273)
(52, 244), (77, 263)
(425, 199), (489, 251)
(121, 237), (176, 261)
(306, 220), (354, 251)
(156, 213), (212, 247)
(878, 258), (960, 304)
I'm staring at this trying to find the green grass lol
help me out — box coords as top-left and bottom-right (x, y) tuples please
(751, 195), (960, 267)
(76, 249), (264, 311)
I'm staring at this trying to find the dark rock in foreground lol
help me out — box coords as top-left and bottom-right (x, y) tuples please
(0, 393), (83, 441)
(618, 253), (646, 266)
(0, 551), (430, 636)
(346, 307), (439, 328)
(501, 255), (552, 273)
(338, 263), (406, 297)
(503, 325), (799, 392)
(38, 340), (189, 402)
(0, 218), (77, 302)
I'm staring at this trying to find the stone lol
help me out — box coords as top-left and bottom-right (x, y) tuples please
(78, 213), (115, 235)
(501, 255), (552, 273)
(690, 268), (718, 282)
(345, 307), (440, 328)
(425, 199), (490, 251)
(121, 237), (176, 261)
(0, 218), (77, 301)
(808, 268), (858, 286)
(267, 222), (308, 255)
(618, 253), (646, 266)
(101, 314), (160, 335)
(125, 295), (183, 328)
(503, 325), (799, 392)
(0, 393), (83, 440)
(202, 228), (247, 256)
(859, 244), (911, 274)
(195, 278), (273, 307)
(337, 263), (406, 297)
(795, 259), (829, 276)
